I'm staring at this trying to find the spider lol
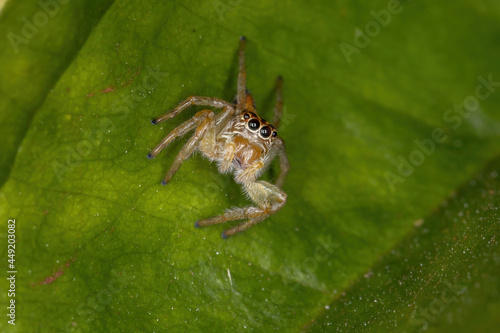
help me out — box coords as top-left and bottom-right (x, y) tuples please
(147, 37), (289, 238)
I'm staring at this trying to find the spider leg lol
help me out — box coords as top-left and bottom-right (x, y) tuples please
(195, 205), (270, 228)
(272, 76), (283, 129)
(161, 111), (215, 185)
(237, 36), (247, 110)
(235, 160), (264, 184)
(214, 106), (236, 128)
(218, 142), (236, 173)
(148, 109), (215, 159)
(195, 180), (287, 238)
(151, 96), (232, 125)
(222, 215), (268, 238)
(274, 137), (289, 189)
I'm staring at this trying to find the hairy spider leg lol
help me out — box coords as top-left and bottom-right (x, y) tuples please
(148, 109), (212, 159)
(218, 142), (236, 173)
(235, 160), (265, 184)
(161, 111), (215, 185)
(199, 106), (234, 161)
(195, 180), (287, 237)
(237, 36), (247, 110)
(223, 215), (268, 238)
(148, 98), (235, 158)
(150, 95), (232, 125)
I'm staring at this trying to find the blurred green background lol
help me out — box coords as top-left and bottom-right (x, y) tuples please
(0, 0), (499, 332)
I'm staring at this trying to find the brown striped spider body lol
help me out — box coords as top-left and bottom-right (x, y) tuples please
(148, 37), (289, 238)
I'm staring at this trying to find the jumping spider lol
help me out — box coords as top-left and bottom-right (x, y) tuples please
(147, 37), (289, 238)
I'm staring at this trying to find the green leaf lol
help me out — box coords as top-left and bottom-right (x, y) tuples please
(0, 0), (114, 187)
(0, 0), (499, 332)
(307, 159), (500, 332)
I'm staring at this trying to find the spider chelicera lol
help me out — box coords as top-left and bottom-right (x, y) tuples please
(147, 36), (289, 238)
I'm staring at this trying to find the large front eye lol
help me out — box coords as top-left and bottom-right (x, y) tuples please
(248, 119), (260, 131)
(260, 126), (272, 138)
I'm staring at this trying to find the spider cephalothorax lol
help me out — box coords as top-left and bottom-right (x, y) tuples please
(148, 37), (289, 238)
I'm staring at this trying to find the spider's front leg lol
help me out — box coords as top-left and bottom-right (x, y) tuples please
(218, 142), (236, 173)
(195, 180), (287, 238)
(148, 109), (213, 159)
(235, 160), (264, 184)
(148, 105), (234, 183)
(237, 36), (248, 110)
(151, 95), (232, 125)
(149, 109), (216, 185)
(161, 112), (216, 185)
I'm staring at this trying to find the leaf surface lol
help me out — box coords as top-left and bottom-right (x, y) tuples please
(0, 0), (499, 332)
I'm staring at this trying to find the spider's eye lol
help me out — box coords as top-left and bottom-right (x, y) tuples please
(243, 113), (250, 120)
(248, 119), (260, 131)
(260, 126), (272, 138)
(272, 131), (277, 137)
